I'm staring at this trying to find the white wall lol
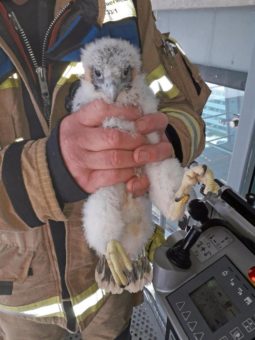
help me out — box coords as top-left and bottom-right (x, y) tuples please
(154, 7), (255, 72)
(152, 0), (255, 10)
(153, 4), (255, 194)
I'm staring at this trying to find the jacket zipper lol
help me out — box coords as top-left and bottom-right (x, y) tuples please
(8, 2), (71, 123)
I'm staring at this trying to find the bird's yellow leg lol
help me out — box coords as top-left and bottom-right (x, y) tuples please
(115, 241), (132, 271)
(197, 167), (220, 194)
(168, 168), (197, 220)
(168, 164), (219, 221)
(106, 255), (123, 287)
(106, 240), (132, 286)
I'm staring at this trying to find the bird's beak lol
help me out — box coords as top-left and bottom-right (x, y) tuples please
(103, 80), (121, 102)
(107, 86), (118, 102)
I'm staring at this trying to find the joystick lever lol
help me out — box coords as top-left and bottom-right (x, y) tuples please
(166, 199), (209, 269)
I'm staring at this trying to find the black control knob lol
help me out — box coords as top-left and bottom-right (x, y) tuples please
(166, 226), (202, 269)
(167, 199), (229, 269)
(246, 193), (255, 207)
(188, 199), (209, 224)
(167, 199), (209, 269)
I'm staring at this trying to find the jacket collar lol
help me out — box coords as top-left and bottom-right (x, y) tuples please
(54, 0), (105, 24)
(0, 0), (103, 79)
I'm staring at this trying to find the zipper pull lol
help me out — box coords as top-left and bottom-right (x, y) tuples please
(36, 67), (51, 121)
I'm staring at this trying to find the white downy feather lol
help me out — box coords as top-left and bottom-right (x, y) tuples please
(72, 37), (183, 261)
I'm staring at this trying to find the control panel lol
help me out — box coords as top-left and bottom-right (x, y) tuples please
(167, 256), (255, 340)
(153, 225), (255, 340)
(191, 228), (234, 263)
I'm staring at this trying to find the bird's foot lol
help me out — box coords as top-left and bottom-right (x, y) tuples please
(95, 256), (124, 294)
(105, 240), (132, 287)
(95, 251), (152, 294)
(95, 240), (132, 293)
(124, 255), (152, 293)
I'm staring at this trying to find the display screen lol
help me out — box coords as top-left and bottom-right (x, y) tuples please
(190, 277), (239, 332)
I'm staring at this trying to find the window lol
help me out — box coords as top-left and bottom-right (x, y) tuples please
(153, 83), (245, 233)
(196, 83), (245, 183)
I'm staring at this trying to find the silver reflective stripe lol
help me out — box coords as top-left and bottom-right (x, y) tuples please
(73, 288), (105, 317)
(149, 75), (174, 95)
(0, 300), (64, 318)
(103, 0), (136, 23)
(176, 42), (186, 55)
(15, 137), (24, 142)
(22, 303), (64, 317)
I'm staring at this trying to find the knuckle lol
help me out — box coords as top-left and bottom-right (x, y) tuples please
(146, 144), (162, 161)
(109, 169), (121, 182)
(106, 128), (121, 147)
(160, 113), (169, 126)
(150, 148), (158, 161)
(87, 172), (101, 192)
(83, 180), (95, 193)
(75, 133), (85, 148)
(75, 156), (86, 170)
(110, 150), (121, 167)
(153, 142), (171, 160)
(72, 149), (89, 169)
(93, 99), (107, 113)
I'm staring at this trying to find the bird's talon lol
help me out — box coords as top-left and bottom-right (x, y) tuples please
(202, 164), (208, 174)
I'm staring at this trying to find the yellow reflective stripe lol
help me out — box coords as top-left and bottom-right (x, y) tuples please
(167, 111), (195, 161)
(72, 282), (99, 306)
(0, 284), (107, 321)
(0, 283), (106, 320)
(71, 283), (108, 322)
(0, 73), (19, 89)
(0, 296), (64, 318)
(103, 0), (136, 24)
(146, 64), (179, 99)
(57, 62), (83, 86)
(76, 294), (106, 323)
(162, 108), (201, 163)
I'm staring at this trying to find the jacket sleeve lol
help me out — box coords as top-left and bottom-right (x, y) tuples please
(0, 138), (67, 229)
(136, 0), (209, 166)
(0, 129), (90, 229)
(46, 123), (89, 204)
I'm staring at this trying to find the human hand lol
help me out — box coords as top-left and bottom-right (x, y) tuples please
(128, 111), (174, 195)
(59, 100), (173, 195)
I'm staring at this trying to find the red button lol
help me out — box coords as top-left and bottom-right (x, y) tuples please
(248, 266), (255, 285)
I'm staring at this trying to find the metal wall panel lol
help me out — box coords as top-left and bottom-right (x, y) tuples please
(152, 0), (255, 10)
(154, 7), (255, 72)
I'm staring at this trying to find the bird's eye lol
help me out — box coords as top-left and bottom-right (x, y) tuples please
(123, 66), (131, 77)
(94, 69), (102, 78)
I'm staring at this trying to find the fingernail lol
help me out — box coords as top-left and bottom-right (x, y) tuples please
(131, 179), (140, 194)
(137, 150), (149, 162)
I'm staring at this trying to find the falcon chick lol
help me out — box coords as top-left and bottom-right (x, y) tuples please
(72, 37), (184, 294)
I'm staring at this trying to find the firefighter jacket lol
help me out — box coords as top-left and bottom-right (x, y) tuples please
(0, 0), (210, 338)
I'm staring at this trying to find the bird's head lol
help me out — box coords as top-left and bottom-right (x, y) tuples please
(80, 38), (142, 102)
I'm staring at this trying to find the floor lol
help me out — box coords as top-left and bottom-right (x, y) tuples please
(64, 287), (165, 340)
